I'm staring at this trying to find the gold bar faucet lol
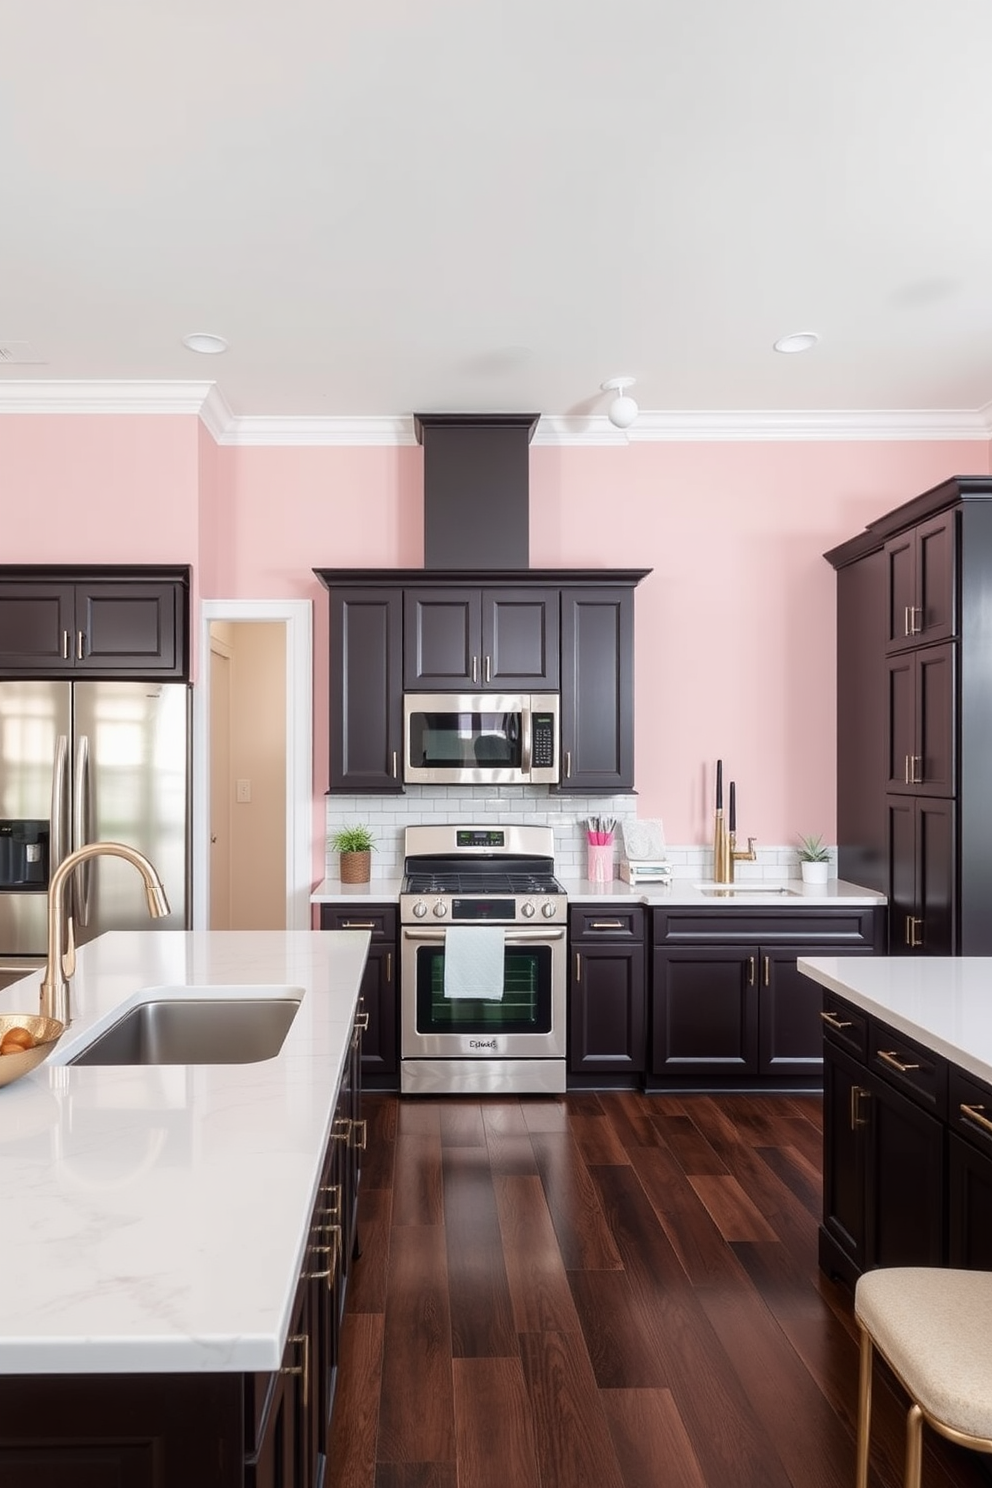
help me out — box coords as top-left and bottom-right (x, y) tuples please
(40, 842), (171, 1027)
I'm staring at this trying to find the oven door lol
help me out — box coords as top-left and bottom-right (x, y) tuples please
(400, 925), (566, 1060)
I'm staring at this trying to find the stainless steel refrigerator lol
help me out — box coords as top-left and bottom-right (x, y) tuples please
(0, 680), (190, 990)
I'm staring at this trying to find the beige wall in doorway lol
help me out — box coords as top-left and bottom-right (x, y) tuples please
(209, 620), (287, 929)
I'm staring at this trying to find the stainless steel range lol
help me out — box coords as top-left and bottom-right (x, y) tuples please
(399, 824), (567, 1095)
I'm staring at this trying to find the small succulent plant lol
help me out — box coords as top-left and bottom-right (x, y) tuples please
(797, 832), (831, 862)
(329, 825), (375, 854)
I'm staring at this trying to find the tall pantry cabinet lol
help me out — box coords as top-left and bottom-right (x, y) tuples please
(825, 475), (992, 955)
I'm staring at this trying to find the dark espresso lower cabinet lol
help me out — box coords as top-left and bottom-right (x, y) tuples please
(568, 906), (645, 1085)
(819, 991), (951, 1288)
(320, 904), (398, 1088)
(650, 906), (884, 1091)
(0, 1012), (366, 1488)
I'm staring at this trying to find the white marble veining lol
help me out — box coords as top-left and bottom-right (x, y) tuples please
(799, 956), (992, 1086)
(0, 930), (368, 1376)
(310, 876), (885, 908)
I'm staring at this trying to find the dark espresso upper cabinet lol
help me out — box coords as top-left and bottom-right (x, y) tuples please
(316, 568), (649, 794)
(403, 586), (559, 689)
(826, 475), (992, 954)
(0, 567), (189, 679)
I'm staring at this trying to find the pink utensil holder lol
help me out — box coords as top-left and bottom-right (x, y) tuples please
(587, 842), (614, 883)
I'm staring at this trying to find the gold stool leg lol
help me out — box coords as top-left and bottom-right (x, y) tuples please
(905, 1403), (924, 1488)
(856, 1328), (873, 1488)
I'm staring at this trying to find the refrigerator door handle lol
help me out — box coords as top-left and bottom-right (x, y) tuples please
(51, 734), (70, 871)
(73, 733), (92, 927)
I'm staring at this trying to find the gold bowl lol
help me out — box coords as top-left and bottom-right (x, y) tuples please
(0, 1015), (65, 1089)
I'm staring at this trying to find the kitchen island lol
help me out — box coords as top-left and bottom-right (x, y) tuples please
(0, 928), (370, 1487)
(800, 955), (992, 1288)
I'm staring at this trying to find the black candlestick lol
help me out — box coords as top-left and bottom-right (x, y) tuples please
(716, 758), (723, 811)
(729, 781), (736, 832)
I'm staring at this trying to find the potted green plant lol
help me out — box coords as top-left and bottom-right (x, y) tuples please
(329, 824), (375, 884)
(797, 832), (831, 885)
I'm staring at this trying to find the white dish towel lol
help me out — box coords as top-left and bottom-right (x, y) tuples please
(443, 926), (505, 1000)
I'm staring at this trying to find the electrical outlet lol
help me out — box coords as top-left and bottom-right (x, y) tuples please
(236, 778), (251, 803)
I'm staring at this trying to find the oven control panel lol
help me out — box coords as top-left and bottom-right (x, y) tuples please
(402, 894), (567, 925)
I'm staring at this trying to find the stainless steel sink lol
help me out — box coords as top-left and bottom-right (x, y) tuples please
(697, 885), (800, 897)
(70, 994), (301, 1066)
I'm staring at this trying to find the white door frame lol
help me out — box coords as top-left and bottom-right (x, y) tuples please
(193, 599), (313, 931)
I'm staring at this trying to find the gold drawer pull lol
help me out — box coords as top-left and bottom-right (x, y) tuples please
(820, 1010), (853, 1031)
(305, 1243), (334, 1281)
(878, 1049), (922, 1074)
(280, 1333), (310, 1407)
(333, 1116), (351, 1141)
(960, 1103), (992, 1137)
(320, 1182), (342, 1216)
(589, 920), (625, 930)
(747, 955), (756, 987)
(850, 1085), (870, 1129)
(354, 1009), (370, 1033)
(341, 920), (376, 930)
(352, 1117), (367, 1151)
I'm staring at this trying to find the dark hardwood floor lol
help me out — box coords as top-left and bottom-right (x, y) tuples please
(327, 1092), (990, 1488)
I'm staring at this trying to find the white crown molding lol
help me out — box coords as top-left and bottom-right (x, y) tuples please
(0, 379), (218, 415)
(0, 379), (989, 444)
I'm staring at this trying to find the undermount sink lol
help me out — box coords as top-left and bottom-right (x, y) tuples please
(70, 990), (302, 1066)
(697, 885), (801, 897)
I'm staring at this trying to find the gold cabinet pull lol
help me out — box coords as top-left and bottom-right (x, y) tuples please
(351, 1117), (367, 1151)
(564, 750), (572, 779)
(904, 754), (911, 785)
(910, 605), (922, 635)
(961, 1103), (992, 1137)
(305, 1243), (334, 1281)
(341, 920), (376, 930)
(76, 630), (85, 661)
(574, 951), (581, 982)
(62, 629), (70, 660)
(762, 955), (770, 987)
(386, 949), (392, 982)
(333, 1116), (351, 1142)
(911, 755), (923, 785)
(820, 1009), (853, 1031)
(280, 1333), (310, 1408)
(850, 1085), (870, 1129)
(590, 919), (625, 930)
(905, 916), (923, 949)
(471, 655), (478, 683)
(747, 955), (756, 987)
(320, 1182), (342, 1216)
(392, 750), (398, 778)
(354, 1009), (370, 1033)
(485, 655), (491, 683)
(877, 1049), (922, 1074)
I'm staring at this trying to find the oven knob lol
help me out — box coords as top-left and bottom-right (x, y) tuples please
(432, 901), (448, 918)
(541, 900), (558, 919)
(520, 901), (535, 918)
(412, 901), (427, 919)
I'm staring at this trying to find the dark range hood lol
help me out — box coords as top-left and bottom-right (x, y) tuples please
(413, 412), (540, 570)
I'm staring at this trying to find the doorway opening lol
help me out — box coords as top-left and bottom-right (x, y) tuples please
(193, 600), (312, 931)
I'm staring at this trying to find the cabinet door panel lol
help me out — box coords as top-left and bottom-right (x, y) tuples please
(569, 943), (645, 1074)
(915, 641), (955, 796)
(329, 589), (403, 792)
(484, 588), (559, 688)
(885, 653), (916, 792)
(0, 584), (75, 672)
(558, 587), (634, 792)
(652, 948), (757, 1076)
(760, 951), (829, 1076)
(917, 797), (956, 955)
(886, 795), (917, 955)
(948, 1132), (992, 1269)
(821, 1041), (867, 1270)
(884, 531), (917, 652)
(403, 589), (478, 688)
(77, 583), (179, 673)
(916, 512), (957, 644)
(867, 1073), (945, 1269)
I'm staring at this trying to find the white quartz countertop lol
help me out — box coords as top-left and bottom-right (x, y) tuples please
(799, 955), (992, 1086)
(0, 929), (369, 1376)
(311, 876), (885, 908)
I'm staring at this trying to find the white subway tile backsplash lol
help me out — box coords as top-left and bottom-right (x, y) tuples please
(322, 790), (835, 882)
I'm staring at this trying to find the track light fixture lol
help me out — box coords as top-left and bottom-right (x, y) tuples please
(601, 377), (639, 429)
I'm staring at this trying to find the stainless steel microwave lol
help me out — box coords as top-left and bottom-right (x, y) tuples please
(403, 692), (560, 786)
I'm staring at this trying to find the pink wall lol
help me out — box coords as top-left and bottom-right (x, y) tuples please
(2, 413), (987, 850)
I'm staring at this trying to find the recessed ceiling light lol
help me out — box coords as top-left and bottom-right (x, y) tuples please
(182, 332), (228, 355)
(773, 331), (819, 354)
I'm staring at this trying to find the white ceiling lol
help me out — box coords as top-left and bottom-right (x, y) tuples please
(5, 0), (992, 436)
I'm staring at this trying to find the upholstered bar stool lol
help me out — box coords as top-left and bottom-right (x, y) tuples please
(854, 1267), (992, 1487)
